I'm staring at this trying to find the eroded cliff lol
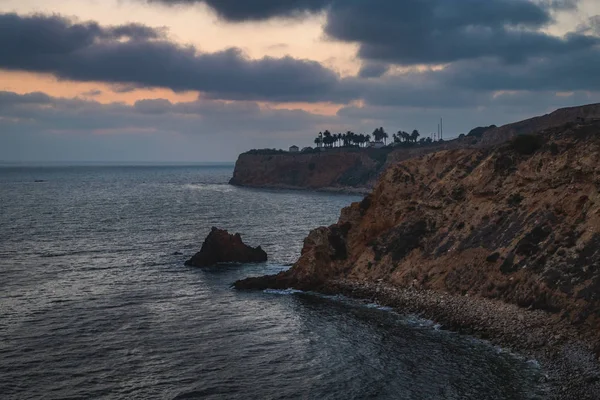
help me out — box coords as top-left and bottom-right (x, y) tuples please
(230, 104), (600, 193)
(236, 120), (600, 349)
(229, 149), (391, 192)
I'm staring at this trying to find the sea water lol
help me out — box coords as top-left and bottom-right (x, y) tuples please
(0, 165), (546, 399)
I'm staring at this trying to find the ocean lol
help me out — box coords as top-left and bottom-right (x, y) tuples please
(0, 165), (546, 399)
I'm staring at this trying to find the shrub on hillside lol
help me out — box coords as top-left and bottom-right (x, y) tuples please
(511, 134), (544, 155)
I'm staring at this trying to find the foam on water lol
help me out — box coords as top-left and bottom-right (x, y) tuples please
(263, 288), (304, 295)
(182, 183), (235, 193)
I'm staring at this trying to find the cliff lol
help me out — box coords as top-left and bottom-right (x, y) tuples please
(236, 120), (600, 349)
(478, 103), (600, 145)
(229, 148), (391, 192)
(230, 103), (600, 193)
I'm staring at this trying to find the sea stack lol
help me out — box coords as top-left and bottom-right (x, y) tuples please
(185, 227), (267, 267)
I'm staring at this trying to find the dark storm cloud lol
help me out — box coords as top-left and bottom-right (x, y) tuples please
(148, 0), (579, 22)
(439, 47), (600, 91)
(324, 0), (597, 65)
(341, 41), (600, 108)
(0, 13), (163, 57)
(146, 0), (329, 21)
(153, 0), (596, 65)
(0, 13), (346, 103)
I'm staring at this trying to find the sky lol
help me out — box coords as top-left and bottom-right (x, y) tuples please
(1, 0), (599, 162)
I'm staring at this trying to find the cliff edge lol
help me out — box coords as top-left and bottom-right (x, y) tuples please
(235, 120), (600, 396)
(229, 148), (391, 192)
(230, 103), (600, 194)
(238, 121), (600, 332)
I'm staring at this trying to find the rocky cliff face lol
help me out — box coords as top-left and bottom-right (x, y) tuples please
(236, 120), (600, 348)
(230, 104), (600, 193)
(229, 149), (391, 192)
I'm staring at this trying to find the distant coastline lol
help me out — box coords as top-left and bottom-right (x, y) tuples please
(0, 161), (235, 168)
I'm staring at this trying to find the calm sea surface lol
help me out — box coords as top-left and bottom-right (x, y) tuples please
(0, 165), (546, 399)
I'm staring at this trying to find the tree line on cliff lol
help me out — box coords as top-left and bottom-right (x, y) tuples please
(314, 128), (437, 148)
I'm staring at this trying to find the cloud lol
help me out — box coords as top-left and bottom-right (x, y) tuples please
(151, 0), (596, 66)
(146, 0), (329, 21)
(324, 0), (597, 65)
(0, 91), (52, 108)
(0, 90), (336, 161)
(438, 48), (600, 91)
(539, 0), (580, 10)
(358, 62), (389, 79)
(3, 87), (600, 162)
(0, 91), (330, 136)
(0, 12), (346, 103)
(110, 84), (142, 93)
(578, 15), (600, 36)
(81, 89), (103, 97)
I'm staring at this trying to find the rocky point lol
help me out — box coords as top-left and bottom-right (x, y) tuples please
(235, 118), (600, 399)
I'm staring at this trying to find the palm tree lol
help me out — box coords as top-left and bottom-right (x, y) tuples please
(346, 131), (355, 147)
(380, 127), (389, 145)
(345, 131), (350, 146)
(323, 130), (332, 148)
(372, 128), (381, 142)
(411, 129), (420, 143)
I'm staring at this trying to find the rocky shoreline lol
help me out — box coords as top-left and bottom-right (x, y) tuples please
(311, 279), (600, 400)
(235, 275), (600, 399)
(232, 110), (600, 399)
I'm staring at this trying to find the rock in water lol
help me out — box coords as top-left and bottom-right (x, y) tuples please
(185, 227), (267, 267)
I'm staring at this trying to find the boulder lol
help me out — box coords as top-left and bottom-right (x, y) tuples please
(185, 227), (267, 267)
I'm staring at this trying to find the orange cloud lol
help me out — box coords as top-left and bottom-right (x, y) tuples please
(0, 70), (199, 104)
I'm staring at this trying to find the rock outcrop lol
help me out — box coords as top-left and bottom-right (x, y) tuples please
(185, 227), (267, 267)
(235, 120), (600, 348)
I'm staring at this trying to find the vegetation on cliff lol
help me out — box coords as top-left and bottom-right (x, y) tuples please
(313, 127), (437, 149)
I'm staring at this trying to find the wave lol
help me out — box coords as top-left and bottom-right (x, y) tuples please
(39, 248), (136, 258)
(364, 303), (394, 312)
(182, 183), (235, 193)
(263, 288), (304, 295)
